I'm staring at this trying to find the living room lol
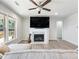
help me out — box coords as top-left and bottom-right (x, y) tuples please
(0, 0), (78, 59)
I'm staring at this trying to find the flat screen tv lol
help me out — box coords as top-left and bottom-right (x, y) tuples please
(30, 17), (49, 28)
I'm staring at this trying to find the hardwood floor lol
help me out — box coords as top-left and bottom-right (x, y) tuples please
(19, 40), (77, 50)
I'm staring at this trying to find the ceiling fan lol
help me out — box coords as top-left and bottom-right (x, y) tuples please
(28, 0), (51, 14)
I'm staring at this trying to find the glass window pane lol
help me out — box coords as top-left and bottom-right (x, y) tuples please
(8, 17), (15, 41)
(0, 14), (4, 43)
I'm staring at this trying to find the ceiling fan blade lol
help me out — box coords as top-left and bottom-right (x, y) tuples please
(30, 0), (39, 6)
(28, 7), (37, 10)
(42, 8), (51, 11)
(41, 0), (51, 7)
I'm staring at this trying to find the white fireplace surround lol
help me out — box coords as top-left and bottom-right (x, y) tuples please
(30, 28), (49, 44)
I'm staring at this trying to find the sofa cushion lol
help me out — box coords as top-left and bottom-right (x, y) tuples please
(8, 44), (31, 51)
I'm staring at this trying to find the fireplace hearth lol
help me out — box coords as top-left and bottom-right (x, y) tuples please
(34, 34), (44, 42)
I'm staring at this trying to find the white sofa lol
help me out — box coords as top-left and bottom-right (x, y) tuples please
(2, 49), (77, 59)
(1, 44), (77, 59)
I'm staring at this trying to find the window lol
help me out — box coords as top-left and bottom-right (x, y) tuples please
(0, 13), (16, 43)
(8, 17), (15, 41)
(0, 14), (4, 43)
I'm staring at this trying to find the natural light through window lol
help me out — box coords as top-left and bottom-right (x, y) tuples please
(0, 14), (4, 43)
(8, 17), (15, 41)
(0, 13), (16, 43)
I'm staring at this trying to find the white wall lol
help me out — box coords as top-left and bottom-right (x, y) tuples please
(22, 16), (63, 40)
(49, 16), (57, 40)
(0, 4), (23, 43)
(22, 17), (30, 40)
(63, 13), (78, 45)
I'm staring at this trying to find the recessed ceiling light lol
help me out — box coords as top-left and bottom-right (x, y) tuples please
(14, 1), (19, 6)
(55, 12), (58, 15)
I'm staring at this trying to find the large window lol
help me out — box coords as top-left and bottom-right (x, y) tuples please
(0, 14), (4, 43)
(8, 17), (15, 41)
(0, 14), (16, 43)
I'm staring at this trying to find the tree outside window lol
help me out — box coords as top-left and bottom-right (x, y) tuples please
(8, 17), (15, 41)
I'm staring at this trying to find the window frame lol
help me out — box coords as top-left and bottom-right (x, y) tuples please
(0, 14), (5, 43)
(0, 13), (17, 43)
(7, 16), (16, 41)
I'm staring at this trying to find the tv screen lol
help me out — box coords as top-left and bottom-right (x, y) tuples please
(30, 17), (49, 28)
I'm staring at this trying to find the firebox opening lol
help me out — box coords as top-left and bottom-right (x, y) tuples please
(34, 34), (44, 42)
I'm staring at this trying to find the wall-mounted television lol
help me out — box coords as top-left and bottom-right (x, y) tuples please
(30, 17), (49, 28)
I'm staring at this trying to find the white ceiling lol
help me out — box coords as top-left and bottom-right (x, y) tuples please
(0, 0), (78, 18)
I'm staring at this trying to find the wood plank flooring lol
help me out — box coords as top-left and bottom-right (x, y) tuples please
(19, 40), (77, 50)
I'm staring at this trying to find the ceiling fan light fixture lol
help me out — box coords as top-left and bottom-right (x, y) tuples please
(29, 0), (51, 14)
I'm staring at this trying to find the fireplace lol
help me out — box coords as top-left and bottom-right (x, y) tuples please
(30, 16), (49, 44)
(30, 28), (49, 44)
(34, 34), (44, 42)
